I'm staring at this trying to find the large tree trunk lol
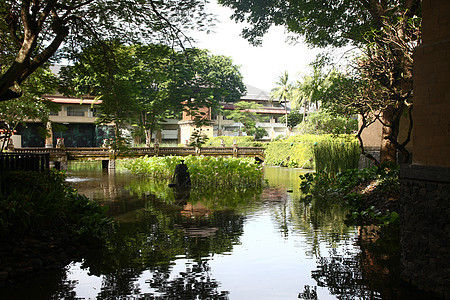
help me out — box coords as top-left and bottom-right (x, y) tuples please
(379, 106), (399, 163)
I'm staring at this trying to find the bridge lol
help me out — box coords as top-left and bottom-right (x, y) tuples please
(9, 146), (265, 170)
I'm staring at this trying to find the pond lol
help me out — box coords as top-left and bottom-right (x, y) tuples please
(1, 162), (431, 299)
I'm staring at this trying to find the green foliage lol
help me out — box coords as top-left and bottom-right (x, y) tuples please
(188, 129), (209, 148)
(222, 101), (268, 138)
(264, 139), (314, 168)
(313, 136), (360, 175)
(299, 162), (400, 226)
(297, 110), (358, 135)
(124, 155), (263, 189)
(1, 0), (213, 101)
(279, 111), (303, 130)
(0, 65), (60, 149)
(218, 0), (419, 48)
(207, 136), (260, 147)
(264, 134), (357, 169)
(0, 170), (113, 242)
(61, 44), (245, 147)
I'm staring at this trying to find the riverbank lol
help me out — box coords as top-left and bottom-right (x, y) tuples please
(0, 170), (113, 286)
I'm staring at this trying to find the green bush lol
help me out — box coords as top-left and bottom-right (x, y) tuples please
(264, 134), (324, 168)
(206, 136), (260, 147)
(264, 134), (360, 170)
(298, 110), (358, 135)
(299, 162), (400, 226)
(0, 170), (113, 242)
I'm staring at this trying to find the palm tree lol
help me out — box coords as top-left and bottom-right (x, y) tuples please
(291, 66), (332, 123)
(271, 71), (293, 136)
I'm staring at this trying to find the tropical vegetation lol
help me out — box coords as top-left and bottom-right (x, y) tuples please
(0, 170), (113, 243)
(222, 101), (268, 139)
(264, 134), (360, 170)
(299, 162), (400, 226)
(219, 0), (421, 164)
(60, 45), (245, 148)
(124, 155), (263, 189)
(0, 0), (213, 102)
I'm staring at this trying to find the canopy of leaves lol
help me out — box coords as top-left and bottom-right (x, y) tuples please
(59, 42), (245, 143)
(0, 65), (59, 149)
(218, 0), (420, 48)
(223, 101), (268, 138)
(0, 0), (214, 101)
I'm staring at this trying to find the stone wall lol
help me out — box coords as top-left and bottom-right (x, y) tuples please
(400, 165), (450, 298)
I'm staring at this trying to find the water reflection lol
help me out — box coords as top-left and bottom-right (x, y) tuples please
(0, 163), (419, 299)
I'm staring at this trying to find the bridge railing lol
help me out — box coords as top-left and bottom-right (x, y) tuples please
(12, 146), (264, 159)
(0, 153), (50, 172)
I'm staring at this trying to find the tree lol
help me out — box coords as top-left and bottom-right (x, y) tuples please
(279, 111), (303, 132)
(166, 48), (246, 124)
(60, 43), (246, 147)
(223, 101), (268, 139)
(291, 60), (332, 122)
(0, 0), (212, 102)
(270, 71), (292, 135)
(219, 0), (421, 163)
(0, 65), (59, 150)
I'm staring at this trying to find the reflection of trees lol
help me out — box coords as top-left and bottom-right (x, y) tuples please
(78, 192), (245, 298)
(95, 261), (229, 299)
(143, 260), (229, 299)
(1, 268), (79, 300)
(269, 190), (356, 258)
(310, 248), (372, 299)
(301, 225), (433, 300)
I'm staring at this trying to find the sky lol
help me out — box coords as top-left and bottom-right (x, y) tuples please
(189, 1), (322, 93)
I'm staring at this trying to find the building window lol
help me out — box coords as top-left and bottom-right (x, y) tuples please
(49, 111), (59, 116)
(67, 106), (85, 117)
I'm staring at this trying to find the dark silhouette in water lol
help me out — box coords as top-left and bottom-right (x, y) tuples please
(169, 160), (191, 204)
(169, 160), (191, 188)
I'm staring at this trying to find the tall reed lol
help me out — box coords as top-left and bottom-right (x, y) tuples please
(313, 136), (360, 175)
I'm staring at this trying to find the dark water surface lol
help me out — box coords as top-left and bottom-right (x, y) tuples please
(1, 163), (431, 299)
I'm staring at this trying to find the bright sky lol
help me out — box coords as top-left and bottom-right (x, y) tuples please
(189, 1), (322, 92)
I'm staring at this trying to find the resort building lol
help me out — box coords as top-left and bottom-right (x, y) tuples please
(211, 84), (289, 141)
(10, 84), (288, 148)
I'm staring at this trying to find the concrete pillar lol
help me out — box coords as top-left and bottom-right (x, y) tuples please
(108, 159), (115, 170)
(60, 155), (68, 171)
(45, 121), (53, 148)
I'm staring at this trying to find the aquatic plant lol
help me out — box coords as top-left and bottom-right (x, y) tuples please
(123, 155), (263, 189)
(313, 135), (360, 175)
(299, 162), (400, 227)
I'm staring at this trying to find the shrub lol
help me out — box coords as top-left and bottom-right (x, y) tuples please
(264, 134), (324, 168)
(264, 134), (360, 170)
(0, 170), (113, 242)
(299, 162), (400, 226)
(206, 136), (259, 147)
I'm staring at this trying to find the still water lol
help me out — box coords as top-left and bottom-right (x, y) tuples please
(3, 163), (423, 299)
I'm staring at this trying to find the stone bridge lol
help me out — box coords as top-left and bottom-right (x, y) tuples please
(12, 146), (265, 170)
